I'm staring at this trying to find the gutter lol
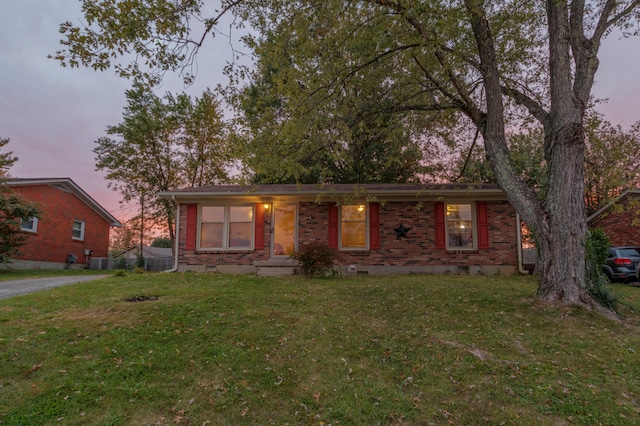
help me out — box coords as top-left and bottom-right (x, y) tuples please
(516, 212), (529, 274)
(158, 189), (507, 200)
(162, 197), (180, 273)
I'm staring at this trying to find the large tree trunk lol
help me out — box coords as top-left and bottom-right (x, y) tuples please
(466, 0), (596, 306)
(534, 121), (591, 304)
(532, 0), (592, 305)
(483, 125), (593, 306)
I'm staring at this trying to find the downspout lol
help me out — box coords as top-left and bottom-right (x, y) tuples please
(163, 197), (180, 273)
(516, 212), (527, 274)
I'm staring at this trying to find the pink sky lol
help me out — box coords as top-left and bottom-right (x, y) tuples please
(1, 1), (639, 222)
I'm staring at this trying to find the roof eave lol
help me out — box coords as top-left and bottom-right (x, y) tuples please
(5, 178), (122, 227)
(158, 188), (507, 203)
(587, 189), (640, 224)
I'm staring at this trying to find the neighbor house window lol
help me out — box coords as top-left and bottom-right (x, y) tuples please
(72, 220), (85, 240)
(340, 204), (367, 249)
(21, 217), (38, 233)
(446, 203), (475, 249)
(199, 205), (254, 249)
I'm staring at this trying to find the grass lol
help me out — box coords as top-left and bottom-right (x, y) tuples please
(1, 272), (639, 425)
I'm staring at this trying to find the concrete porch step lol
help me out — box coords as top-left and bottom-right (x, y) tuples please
(254, 258), (299, 276)
(256, 266), (297, 276)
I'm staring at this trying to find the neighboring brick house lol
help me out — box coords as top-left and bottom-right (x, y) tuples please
(5, 178), (121, 269)
(588, 189), (640, 246)
(159, 183), (525, 276)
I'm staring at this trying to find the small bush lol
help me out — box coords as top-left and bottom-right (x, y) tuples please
(113, 256), (129, 270)
(134, 266), (145, 274)
(135, 253), (145, 268)
(290, 242), (342, 278)
(113, 269), (127, 277)
(585, 228), (617, 310)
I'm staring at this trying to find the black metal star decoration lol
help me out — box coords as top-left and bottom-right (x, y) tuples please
(394, 223), (411, 239)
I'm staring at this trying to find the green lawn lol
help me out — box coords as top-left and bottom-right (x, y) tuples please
(1, 272), (639, 425)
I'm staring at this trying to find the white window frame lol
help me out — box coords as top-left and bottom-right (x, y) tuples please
(339, 204), (369, 250)
(72, 220), (85, 241)
(445, 202), (477, 250)
(198, 205), (255, 250)
(21, 217), (38, 233)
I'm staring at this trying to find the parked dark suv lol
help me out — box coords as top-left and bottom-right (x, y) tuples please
(603, 247), (640, 283)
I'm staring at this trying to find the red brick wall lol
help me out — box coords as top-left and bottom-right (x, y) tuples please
(11, 185), (112, 264)
(178, 200), (519, 269)
(590, 195), (640, 246)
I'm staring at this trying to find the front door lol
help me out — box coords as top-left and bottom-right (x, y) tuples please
(272, 204), (297, 257)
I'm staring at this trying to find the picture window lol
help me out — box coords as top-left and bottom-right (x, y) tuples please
(199, 205), (254, 249)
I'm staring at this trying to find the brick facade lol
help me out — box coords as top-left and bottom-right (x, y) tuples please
(10, 184), (113, 266)
(176, 199), (520, 274)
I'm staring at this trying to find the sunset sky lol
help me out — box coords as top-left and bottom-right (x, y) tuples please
(1, 1), (639, 222)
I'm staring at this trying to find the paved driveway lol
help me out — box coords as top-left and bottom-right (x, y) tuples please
(0, 275), (109, 300)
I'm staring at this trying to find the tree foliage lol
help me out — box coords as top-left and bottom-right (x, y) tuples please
(0, 138), (41, 264)
(456, 127), (549, 190)
(94, 85), (233, 245)
(110, 217), (162, 255)
(457, 109), (640, 216)
(109, 219), (139, 252)
(151, 237), (172, 248)
(230, 33), (433, 184)
(0, 190), (41, 264)
(54, 1), (640, 308)
(0, 137), (18, 178)
(583, 110), (640, 215)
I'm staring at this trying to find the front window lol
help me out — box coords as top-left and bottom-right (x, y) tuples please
(341, 204), (367, 249)
(21, 217), (38, 233)
(200, 206), (224, 248)
(228, 206), (253, 248)
(200, 205), (253, 249)
(446, 203), (474, 248)
(72, 220), (85, 240)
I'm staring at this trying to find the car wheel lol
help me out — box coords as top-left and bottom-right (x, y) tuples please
(604, 271), (614, 283)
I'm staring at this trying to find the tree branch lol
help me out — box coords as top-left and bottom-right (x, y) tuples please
(500, 85), (550, 128)
(299, 43), (422, 113)
(601, 0), (640, 38)
(456, 127), (481, 181)
(194, 0), (245, 48)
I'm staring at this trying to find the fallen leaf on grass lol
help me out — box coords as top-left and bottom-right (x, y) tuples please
(23, 363), (43, 377)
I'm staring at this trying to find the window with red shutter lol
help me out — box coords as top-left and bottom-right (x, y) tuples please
(255, 203), (265, 250)
(369, 203), (380, 250)
(435, 202), (446, 250)
(477, 202), (489, 249)
(328, 204), (338, 249)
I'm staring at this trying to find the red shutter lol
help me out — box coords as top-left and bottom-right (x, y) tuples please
(435, 202), (446, 250)
(477, 202), (489, 250)
(255, 203), (265, 250)
(328, 204), (338, 249)
(185, 204), (197, 250)
(369, 203), (380, 250)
